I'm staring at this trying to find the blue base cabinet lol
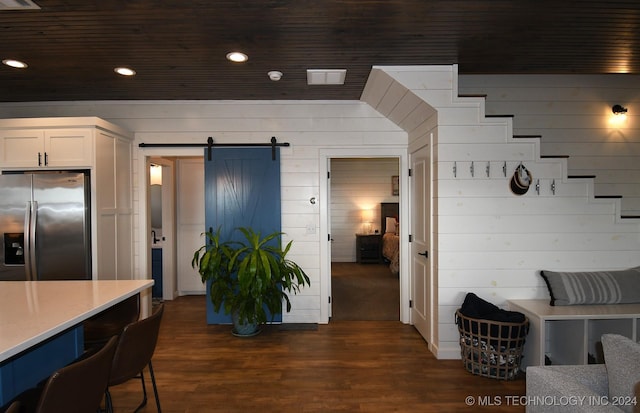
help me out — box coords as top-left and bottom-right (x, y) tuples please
(0, 326), (83, 406)
(151, 248), (163, 298)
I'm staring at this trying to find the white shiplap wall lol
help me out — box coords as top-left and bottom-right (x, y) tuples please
(458, 74), (640, 216)
(363, 65), (640, 359)
(0, 100), (406, 325)
(330, 158), (400, 262)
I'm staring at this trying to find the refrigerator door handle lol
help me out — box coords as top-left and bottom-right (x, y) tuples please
(27, 201), (38, 281)
(24, 201), (33, 281)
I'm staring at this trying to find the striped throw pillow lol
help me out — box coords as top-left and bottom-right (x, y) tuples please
(540, 267), (640, 306)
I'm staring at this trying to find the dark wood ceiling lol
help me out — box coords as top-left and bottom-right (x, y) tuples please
(1, 0), (639, 102)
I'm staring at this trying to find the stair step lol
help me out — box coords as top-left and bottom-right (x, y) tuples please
(513, 135), (542, 139)
(568, 175), (596, 179)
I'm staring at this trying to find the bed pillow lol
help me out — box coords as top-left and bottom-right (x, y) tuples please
(385, 217), (397, 234)
(540, 267), (640, 306)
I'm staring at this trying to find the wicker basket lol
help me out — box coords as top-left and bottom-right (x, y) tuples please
(455, 309), (529, 380)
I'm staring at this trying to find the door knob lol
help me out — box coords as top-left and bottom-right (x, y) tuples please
(418, 251), (428, 258)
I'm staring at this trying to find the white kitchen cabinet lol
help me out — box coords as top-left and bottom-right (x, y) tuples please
(0, 117), (134, 281)
(0, 128), (93, 168)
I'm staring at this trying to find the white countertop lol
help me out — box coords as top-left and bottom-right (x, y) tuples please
(0, 280), (153, 363)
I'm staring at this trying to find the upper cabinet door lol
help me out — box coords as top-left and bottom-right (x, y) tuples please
(0, 129), (44, 168)
(44, 129), (93, 167)
(0, 128), (93, 169)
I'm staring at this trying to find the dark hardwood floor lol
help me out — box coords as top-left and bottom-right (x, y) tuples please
(331, 262), (399, 321)
(109, 295), (525, 412)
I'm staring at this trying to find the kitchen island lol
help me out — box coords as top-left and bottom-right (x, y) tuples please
(0, 280), (153, 406)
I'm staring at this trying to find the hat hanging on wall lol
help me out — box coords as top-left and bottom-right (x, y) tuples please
(510, 164), (532, 195)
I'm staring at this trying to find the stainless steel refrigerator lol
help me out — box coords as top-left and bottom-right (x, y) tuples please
(0, 170), (91, 281)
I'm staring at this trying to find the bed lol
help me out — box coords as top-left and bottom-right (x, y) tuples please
(380, 202), (400, 275)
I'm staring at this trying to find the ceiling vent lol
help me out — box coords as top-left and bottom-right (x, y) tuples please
(307, 69), (346, 85)
(0, 0), (40, 10)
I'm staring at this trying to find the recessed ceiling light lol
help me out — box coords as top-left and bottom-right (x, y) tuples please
(2, 59), (28, 69)
(114, 67), (136, 76)
(307, 69), (346, 85)
(226, 52), (248, 63)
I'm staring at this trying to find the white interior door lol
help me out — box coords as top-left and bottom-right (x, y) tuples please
(410, 143), (432, 344)
(176, 158), (206, 295)
(160, 160), (176, 300)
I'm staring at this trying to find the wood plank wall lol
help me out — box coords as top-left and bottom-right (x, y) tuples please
(371, 66), (640, 359)
(0, 101), (406, 325)
(459, 74), (640, 216)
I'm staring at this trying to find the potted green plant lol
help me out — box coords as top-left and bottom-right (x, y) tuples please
(192, 226), (311, 336)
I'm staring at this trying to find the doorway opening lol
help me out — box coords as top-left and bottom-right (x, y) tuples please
(144, 154), (206, 303)
(328, 157), (401, 321)
(147, 157), (177, 302)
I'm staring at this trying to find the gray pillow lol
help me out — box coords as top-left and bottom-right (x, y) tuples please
(540, 267), (640, 306)
(602, 334), (640, 413)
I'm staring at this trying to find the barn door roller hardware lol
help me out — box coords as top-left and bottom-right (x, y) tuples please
(139, 136), (290, 161)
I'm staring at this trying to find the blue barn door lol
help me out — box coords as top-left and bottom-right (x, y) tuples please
(204, 147), (281, 324)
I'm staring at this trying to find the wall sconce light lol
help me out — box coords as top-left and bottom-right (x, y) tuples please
(612, 105), (628, 115)
(150, 164), (162, 186)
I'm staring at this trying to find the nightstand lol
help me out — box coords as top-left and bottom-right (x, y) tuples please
(355, 233), (382, 264)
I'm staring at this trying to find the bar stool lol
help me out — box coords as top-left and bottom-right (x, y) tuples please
(105, 303), (164, 413)
(6, 336), (117, 413)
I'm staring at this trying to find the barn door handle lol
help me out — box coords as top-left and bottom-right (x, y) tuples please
(418, 251), (428, 258)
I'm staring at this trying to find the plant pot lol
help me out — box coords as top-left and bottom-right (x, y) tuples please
(231, 312), (260, 337)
